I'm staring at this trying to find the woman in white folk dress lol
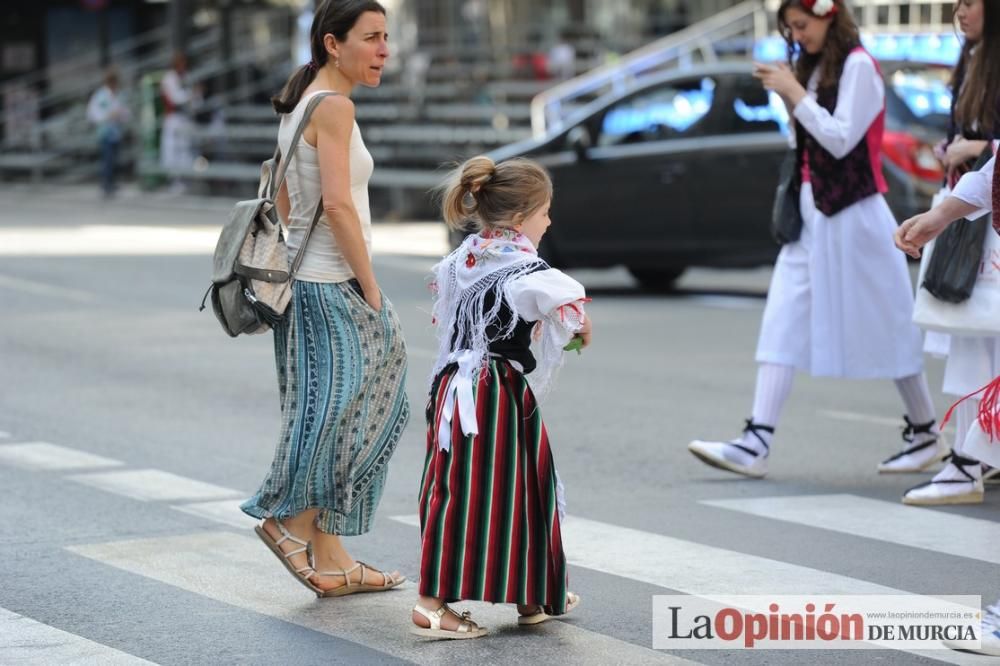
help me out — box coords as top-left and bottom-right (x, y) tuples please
(688, 0), (940, 478)
(901, 0), (1000, 506)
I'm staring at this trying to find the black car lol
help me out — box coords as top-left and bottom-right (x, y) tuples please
(480, 61), (945, 290)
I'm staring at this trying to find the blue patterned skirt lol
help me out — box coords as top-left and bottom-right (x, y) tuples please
(241, 280), (409, 535)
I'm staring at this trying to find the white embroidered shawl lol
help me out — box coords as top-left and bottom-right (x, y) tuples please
(429, 229), (586, 401)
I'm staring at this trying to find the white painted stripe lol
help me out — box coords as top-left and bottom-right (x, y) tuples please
(0, 607), (156, 665)
(69, 532), (693, 665)
(67, 469), (242, 502)
(0, 443), (123, 471)
(390, 515), (988, 665)
(171, 500), (258, 529)
(702, 494), (1000, 566)
(0, 223), (446, 258)
(0, 431), (11, 439)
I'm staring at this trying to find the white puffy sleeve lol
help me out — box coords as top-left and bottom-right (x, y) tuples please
(792, 51), (883, 159)
(508, 268), (587, 345)
(952, 151), (996, 219)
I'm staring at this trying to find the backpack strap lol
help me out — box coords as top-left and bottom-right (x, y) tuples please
(270, 91), (341, 280)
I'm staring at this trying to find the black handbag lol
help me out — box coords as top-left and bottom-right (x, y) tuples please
(771, 150), (803, 245)
(921, 146), (994, 303)
(921, 216), (990, 303)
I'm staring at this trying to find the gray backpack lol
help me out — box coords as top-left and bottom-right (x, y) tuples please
(199, 92), (337, 337)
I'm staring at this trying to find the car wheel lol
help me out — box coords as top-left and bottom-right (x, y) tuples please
(628, 267), (685, 292)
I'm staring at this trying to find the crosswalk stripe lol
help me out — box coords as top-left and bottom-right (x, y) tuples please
(0, 442), (124, 471)
(0, 607), (156, 665)
(170, 500), (257, 529)
(0, 224), (446, 258)
(0, 431), (10, 439)
(68, 532), (694, 665)
(390, 514), (991, 665)
(67, 469), (243, 502)
(701, 494), (1000, 566)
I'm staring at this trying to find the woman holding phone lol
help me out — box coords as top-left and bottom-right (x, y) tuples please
(688, 0), (939, 478)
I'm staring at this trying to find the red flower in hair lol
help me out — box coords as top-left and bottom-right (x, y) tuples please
(800, 0), (837, 18)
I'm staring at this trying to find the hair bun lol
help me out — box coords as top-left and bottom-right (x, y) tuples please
(461, 156), (496, 194)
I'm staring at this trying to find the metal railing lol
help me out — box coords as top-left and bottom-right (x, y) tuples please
(529, 0), (768, 139)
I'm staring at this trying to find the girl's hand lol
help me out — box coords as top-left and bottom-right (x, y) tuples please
(364, 287), (383, 312)
(578, 315), (593, 349)
(943, 137), (972, 171)
(894, 210), (952, 258)
(932, 138), (947, 163)
(753, 62), (806, 106)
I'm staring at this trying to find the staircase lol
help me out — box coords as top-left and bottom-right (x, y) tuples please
(2, 0), (956, 217)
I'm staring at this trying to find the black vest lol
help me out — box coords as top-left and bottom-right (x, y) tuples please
(796, 48), (886, 217)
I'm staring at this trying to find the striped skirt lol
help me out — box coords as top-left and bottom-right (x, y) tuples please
(242, 280), (410, 536)
(418, 359), (569, 614)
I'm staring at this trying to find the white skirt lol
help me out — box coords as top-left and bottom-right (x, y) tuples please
(756, 184), (924, 379)
(160, 113), (193, 172)
(943, 336), (1000, 396)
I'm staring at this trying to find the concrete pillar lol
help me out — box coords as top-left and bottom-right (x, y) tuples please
(167, 0), (192, 53)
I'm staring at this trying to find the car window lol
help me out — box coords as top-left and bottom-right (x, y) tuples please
(597, 77), (715, 146)
(728, 76), (788, 135)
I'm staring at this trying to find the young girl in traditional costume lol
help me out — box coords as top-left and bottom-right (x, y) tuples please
(688, 0), (941, 478)
(410, 156), (591, 639)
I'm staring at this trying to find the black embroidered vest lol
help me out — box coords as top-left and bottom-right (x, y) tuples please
(795, 48), (887, 217)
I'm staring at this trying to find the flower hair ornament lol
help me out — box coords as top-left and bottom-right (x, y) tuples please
(802, 0), (837, 18)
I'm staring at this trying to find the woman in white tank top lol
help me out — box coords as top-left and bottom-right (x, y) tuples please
(241, 0), (410, 600)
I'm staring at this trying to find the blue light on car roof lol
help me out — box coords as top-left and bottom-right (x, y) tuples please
(754, 37), (788, 63)
(754, 33), (962, 65)
(891, 70), (952, 117)
(602, 78), (715, 136)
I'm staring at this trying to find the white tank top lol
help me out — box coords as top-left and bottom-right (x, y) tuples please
(277, 90), (374, 283)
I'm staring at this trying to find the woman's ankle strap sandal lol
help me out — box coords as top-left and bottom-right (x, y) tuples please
(410, 604), (487, 640)
(254, 522), (322, 595)
(312, 560), (406, 598)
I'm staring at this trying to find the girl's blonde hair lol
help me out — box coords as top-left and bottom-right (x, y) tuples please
(440, 155), (552, 231)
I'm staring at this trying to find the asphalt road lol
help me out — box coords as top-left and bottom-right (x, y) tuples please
(1, 185), (997, 666)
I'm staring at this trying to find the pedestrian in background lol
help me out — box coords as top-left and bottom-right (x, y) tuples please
(903, 0), (1000, 506)
(411, 156), (590, 639)
(241, 0), (410, 598)
(896, 152), (1000, 658)
(86, 66), (129, 199)
(159, 52), (195, 193)
(547, 29), (577, 81)
(689, 0), (940, 478)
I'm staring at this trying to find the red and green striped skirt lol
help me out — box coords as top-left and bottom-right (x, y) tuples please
(418, 358), (569, 615)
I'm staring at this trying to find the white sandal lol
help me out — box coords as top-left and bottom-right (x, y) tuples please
(410, 604), (487, 640)
(517, 591), (581, 625)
